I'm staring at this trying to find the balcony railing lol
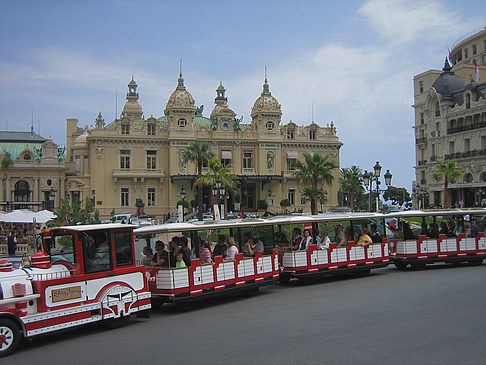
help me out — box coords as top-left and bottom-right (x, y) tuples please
(415, 137), (427, 144)
(113, 168), (164, 178)
(444, 149), (486, 160)
(242, 168), (256, 175)
(447, 121), (486, 135)
(418, 160), (427, 166)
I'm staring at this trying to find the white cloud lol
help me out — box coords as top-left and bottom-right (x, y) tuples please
(358, 0), (469, 46)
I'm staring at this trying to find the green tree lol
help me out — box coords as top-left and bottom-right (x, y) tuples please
(301, 186), (328, 212)
(383, 186), (411, 206)
(432, 160), (464, 208)
(1, 152), (13, 201)
(93, 209), (101, 224)
(49, 198), (70, 226)
(181, 141), (214, 221)
(195, 158), (237, 219)
(280, 199), (290, 211)
(293, 152), (338, 214)
(339, 165), (364, 211)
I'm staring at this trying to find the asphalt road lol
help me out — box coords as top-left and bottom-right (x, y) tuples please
(8, 263), (486, 365)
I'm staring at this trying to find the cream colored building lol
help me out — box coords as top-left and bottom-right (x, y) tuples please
(65, 74), (343, 219)
(0, 129), (65, 211)
(413, 28), (486, 207)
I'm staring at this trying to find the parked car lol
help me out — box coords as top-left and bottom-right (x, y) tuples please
(112, 213), (131, 223)
(165, 216), (180, 223)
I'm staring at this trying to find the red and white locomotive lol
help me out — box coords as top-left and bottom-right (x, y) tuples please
(0, 224), (151, 357)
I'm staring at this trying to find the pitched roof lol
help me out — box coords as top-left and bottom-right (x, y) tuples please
(0, 131), (46, 143)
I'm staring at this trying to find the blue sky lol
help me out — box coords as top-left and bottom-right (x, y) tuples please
(1, 0), (485, 191)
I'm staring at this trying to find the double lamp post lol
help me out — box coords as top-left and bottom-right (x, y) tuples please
(363, 161), (392, 212)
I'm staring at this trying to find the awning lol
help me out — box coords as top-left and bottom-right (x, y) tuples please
(287, 151), (298, 159)
(448, 182), (486, 189)
(221, 150), (232, 159)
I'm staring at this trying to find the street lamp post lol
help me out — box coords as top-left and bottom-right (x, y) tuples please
(180, 185), (186, 222)
(363, 161), (392, 212)
(211, 179), (225, 220)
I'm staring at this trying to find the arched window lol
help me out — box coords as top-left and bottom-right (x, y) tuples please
(463, 173), (473, 183)
(465, 93), (471, 109)
(435, 101), (440, 117)
(480, 172), (486, 182)
(14, 180), (30, 202)
(22, 153), (32, 161)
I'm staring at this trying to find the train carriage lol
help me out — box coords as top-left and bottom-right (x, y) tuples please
(269, 213), (390, 283)
(134, 220), (280, 304)
(388, 209), (486, 269)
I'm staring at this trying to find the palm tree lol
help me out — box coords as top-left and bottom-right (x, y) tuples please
(339, 165), (364, 211)
(195, 158), (237, 219)
(1, 151), (13, 202)
(181, 141), (214, 221)
(293, 152), (338, 214)
(432, 160), (463, 209)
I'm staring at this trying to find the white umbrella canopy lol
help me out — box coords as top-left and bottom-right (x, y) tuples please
(34, 210), (57, 223)
(0, 209), (56, 224)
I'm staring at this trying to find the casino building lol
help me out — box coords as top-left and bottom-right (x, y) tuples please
(64, 73), (343, 218)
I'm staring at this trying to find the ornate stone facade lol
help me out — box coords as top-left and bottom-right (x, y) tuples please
(65, 74), (343, 218)
(0, 129), (65, 211)
(413, 28), (486, 207)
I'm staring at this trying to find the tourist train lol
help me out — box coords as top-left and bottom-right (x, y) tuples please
(0, 208), (485, 357)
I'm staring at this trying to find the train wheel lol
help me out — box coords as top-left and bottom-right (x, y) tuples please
(0, 318), (21, 358)
(279, 275), (291, 284)
(102, 315), (130, 329)
(411, 262), (426, 270)
(394, 262), (408, 270)
(468, 258), (484, 266)
(357, 268), (371, 277)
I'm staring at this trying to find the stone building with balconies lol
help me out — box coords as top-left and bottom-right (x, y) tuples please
(413, 28), (486, 207)
(65, 73), (343, 218)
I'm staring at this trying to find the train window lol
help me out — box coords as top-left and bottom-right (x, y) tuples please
(82, 230), (112, 274)
(49, 233), (77, 266)
(114, 230), (133, 266)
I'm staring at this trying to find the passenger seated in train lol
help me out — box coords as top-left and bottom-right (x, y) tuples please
(469, 219), (480, 238)
(175, 252), (187, 268)
(346, 226), (358, 243)
(180, 235), (193, 265)
(224, 236), (239, 260)
(357, 227), (372, 246)
(213, 234), (228, 258)
(316, 229), (330, 250)
(252, 233), (264, 253)
(141, 246), (153, 266)
(336, 231), (347, 248)
(370, 224), (382, 243)
(290, 228), (303, 250)
(333, 225), (343, 243)
(242, 238), (256, 256)
(428, 223), (439, 238)
(151, 240), (169, 267)
(301, 229), (312, 249)
(439, 221), (449, 236)
(168, 237), (185, 268)
(402, 222), (416, 240)
(447, 221), (458, 238)
(199, 241), (212, 264)
(84, 231), (110, 272)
